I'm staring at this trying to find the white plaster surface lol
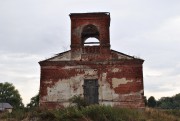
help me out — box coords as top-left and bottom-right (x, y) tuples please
(111, 68), (121, 73)
(112, 78), (133, 88)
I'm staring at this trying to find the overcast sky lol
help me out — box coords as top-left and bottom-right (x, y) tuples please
(0, 0), (180, 105)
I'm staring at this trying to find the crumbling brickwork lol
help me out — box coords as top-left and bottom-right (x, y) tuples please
(39, 12), (145, 109)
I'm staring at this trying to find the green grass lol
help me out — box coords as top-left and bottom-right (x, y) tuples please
(0, 106), (180, 121)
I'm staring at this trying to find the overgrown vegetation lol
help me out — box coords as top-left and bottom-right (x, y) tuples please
(27, 93), (39, 109)
(1, 85), (180, 121)
(1, 105), (180, 121)
(0, 108), (28, 120)
(69, 95), (88, 109)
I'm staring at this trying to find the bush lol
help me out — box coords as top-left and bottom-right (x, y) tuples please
(81, 105), (140, 121)
(39, 110), (56, 121)
(69, 95), (88, 109)
(55, 106), (83, 120)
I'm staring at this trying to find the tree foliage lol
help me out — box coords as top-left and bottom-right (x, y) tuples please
(27, 93), (39, 108)
(148, 96), (156, 108)
(157, 93), (180, 109)
(0, 82), (24, 108)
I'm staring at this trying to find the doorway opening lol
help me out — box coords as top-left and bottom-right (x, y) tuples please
(83, 79), (99, 104)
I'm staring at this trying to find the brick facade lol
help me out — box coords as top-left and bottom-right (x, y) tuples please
(39, 12), (145, 109)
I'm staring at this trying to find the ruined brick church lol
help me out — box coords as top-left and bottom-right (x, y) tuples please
(39, 12), (145, 109)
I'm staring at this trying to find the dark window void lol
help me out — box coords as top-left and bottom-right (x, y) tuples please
(83, 79), (99, 104)
(81, 24), (100, 46)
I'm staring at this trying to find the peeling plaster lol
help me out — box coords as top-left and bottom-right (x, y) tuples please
(44, 79), (52, 84)
(112, 78), (133, 88)
(100, 72), (118, 101)
(84, 69), (98, 79)
(112, 68), (121, 73)
(46, 75), (84, 102)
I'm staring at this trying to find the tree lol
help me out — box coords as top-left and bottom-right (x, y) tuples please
(144, 96), (148, 106)
(157, 97), (174, 109)
(27, 93), (39, 108)
(173, 93), (180, 103)
(157, 93), (180, 109)
(0, 82), (24, 108)
(147, 96), (156, 108)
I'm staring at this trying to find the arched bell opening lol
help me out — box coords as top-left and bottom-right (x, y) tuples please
(81, 24), (100, 46)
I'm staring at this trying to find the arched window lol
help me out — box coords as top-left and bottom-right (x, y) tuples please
(81, 24), (100, 46)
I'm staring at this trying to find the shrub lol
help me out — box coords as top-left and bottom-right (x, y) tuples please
(39, 110), (56, 121)
(81, 105), (140, 121)
(55, 106), (83, 120)
(69, 95), (88, 109)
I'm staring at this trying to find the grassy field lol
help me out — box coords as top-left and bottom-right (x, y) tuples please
(0, 105), (180, 121)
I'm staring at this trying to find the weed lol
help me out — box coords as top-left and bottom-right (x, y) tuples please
(69, 95), (88, 109)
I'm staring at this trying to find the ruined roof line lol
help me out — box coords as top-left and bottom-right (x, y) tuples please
(39, 59), (144, 66)
(39, 50), (70, 63)
(111, 49), (144, 61)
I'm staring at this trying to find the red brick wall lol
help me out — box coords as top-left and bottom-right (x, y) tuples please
(39, 59), (144, 109)
(70, 13), (110, 54)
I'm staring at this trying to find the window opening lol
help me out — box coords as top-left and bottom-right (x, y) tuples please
(84, 37), (100, 46)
